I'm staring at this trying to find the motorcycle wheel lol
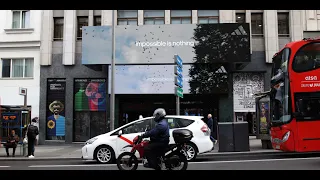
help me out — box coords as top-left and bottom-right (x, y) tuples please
(116, 152), (139, 170)
(167, 152), (188, 170)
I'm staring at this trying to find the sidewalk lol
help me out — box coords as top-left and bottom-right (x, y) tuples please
(0, 136), (279, 161)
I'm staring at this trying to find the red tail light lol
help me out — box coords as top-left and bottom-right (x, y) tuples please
(201, 124), (209, 132)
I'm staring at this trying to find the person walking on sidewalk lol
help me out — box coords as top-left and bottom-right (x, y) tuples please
(24, 118), (39, 158)
(207, 114), (218, 145)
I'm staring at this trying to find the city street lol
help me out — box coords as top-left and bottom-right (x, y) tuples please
(2, 153), (320, 170)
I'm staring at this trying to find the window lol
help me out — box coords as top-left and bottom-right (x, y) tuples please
(292, 43), (320, 72)
(117, 10), (138, 25)
(121, 118), (155, 135)
(12, 10), (30, 29)
(53, 17), (64, 41)
(1, 58), (34, 78)
(94, 16), (101, 26)
(251, 13), (264, 36)
(197, 10), (219, 24)
(171, 10), (192, 24)
(166, 118), (194, 129)
(278, 12), (290, 37)
(144, 10), (165, 25)
(295, 92), (320, 121)
(271, 48), (291, 124)
(236, 13), (246, 23)
(77, 17), (88, 40)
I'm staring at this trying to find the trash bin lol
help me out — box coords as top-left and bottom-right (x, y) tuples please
(218, 122), (250, 152)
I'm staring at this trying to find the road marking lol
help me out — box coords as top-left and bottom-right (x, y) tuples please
(0, 166), (10, 168)
(28, 156), (320, 168)
(190, 156), (320, 164)
(29, 164), (116, 168)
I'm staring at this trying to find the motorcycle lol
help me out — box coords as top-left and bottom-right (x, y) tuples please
(116, 129), (193, 170)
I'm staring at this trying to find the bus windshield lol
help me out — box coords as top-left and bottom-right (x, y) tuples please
(271, 48), (292, 124)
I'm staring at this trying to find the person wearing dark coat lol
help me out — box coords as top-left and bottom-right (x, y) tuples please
(207, 114), (217, 144)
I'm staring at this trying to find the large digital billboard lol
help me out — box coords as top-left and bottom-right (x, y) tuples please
(108, 64), (228, 94)
(82, 23), (250, 65)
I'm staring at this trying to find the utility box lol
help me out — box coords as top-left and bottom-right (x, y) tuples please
(218, 122), (250, 152)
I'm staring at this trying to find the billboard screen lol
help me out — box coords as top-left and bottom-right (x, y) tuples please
(82, 23), (250, 65)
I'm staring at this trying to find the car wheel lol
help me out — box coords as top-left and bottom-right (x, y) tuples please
(182, 142), (197, 162)
(94, 145), (115, 164)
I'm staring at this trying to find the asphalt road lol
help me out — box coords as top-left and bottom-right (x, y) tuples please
(2, 153), (320, 170)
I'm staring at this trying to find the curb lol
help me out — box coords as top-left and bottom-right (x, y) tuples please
(0, 157), (80, 161)
(0, 151), (282, 161)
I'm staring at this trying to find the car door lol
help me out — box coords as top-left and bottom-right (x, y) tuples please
(115, 118), (153, 157)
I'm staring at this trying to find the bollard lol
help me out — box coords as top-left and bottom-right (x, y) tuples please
(23, 143), (28, 157)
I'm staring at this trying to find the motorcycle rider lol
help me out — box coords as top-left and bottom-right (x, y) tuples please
(139, 108), (170, 170)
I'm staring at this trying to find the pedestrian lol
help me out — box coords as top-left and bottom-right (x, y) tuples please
(207, 114), (218, 145)
(24, 118), (39, 158)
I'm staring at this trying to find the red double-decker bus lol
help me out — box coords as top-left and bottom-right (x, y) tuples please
(270, 37), (320, 152)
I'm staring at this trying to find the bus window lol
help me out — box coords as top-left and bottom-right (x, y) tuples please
(295, 92), (320, 120)
(292, 42), (320, 72)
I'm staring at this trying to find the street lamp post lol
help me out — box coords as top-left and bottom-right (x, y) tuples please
(110, 10), (116, 131)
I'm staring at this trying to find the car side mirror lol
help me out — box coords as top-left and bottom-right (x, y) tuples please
(118, 130), (122, 137)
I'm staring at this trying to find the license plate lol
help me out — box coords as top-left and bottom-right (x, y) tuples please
(275, 145), (280, 150)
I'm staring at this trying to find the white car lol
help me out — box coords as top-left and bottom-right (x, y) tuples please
(81, 115), (213, 164)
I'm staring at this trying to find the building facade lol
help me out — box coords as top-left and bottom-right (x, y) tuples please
(38, 10), (317, 144)
(0, 10), (42, 140)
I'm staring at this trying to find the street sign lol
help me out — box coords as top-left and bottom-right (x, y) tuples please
(175, 87), (183, 98)
(174, 65), (183, 78)
(175, 55), (183, 67)
(175, 76), (183, 88)
(174, 54), (183, 99)
(19, 87), (27, 96)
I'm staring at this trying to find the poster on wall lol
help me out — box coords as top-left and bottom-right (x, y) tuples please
(233, 73), (264, 112)
(259, 102), (270, 134)
(74, 79), (107, 111)
(73, 78), (107, 142)
(46, 78), (66, 140)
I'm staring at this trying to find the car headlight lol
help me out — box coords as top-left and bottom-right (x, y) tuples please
(86, 137), (97, 144)
(282, 131), (290, 142)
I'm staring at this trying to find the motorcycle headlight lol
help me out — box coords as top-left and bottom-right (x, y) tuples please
(282, 131), (290, 142)
(86, 137), (98, 144)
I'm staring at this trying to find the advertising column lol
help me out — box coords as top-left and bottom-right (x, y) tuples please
(46, 78), (66, 141)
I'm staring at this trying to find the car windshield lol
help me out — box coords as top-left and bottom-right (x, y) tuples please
(271, 48), (292, 124)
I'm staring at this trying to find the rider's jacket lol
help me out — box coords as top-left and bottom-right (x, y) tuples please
(142, 119), (170, 144)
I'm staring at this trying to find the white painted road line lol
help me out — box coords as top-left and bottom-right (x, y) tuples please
(28, 156), (320, 168)
(0, 166), (10, 168)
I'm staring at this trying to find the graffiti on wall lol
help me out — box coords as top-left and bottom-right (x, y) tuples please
(233, 73), (264, 112)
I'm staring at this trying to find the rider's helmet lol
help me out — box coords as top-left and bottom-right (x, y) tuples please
(153, 108), (166, 122)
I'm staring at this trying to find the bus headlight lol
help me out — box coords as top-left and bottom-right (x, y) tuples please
(282, 131), (290, 142)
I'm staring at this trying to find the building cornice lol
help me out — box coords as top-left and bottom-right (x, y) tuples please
(0, 41), (41, 48)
